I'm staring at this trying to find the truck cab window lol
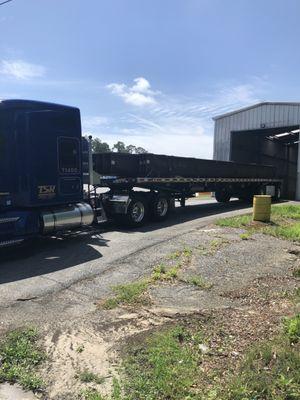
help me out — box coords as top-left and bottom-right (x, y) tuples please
(58, 137), (80, 174)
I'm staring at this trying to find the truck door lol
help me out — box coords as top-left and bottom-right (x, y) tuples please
(14, 109), (83, 207)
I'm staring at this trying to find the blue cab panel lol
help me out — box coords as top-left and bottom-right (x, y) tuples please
(0, 99), (83, 209)
(0, 209), (40, 245)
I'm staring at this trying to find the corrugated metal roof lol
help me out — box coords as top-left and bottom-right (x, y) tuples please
(213, 101), (300, 121)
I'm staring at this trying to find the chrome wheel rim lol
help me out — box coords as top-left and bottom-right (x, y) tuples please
(156, 198), (168, 217)
(131, 202), (145, 223)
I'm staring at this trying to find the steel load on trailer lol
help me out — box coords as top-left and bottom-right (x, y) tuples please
(92, 152), (281, 226)
(93, 152), (276, 179)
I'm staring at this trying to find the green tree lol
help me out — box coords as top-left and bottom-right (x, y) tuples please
(113, 142), (148, 154)
(113, 141), (127, 153)
(90, 138), (148, 154)
(126, 144), (136, 154)
(135, 146), (148, 154)
(91, 138), (111, 153)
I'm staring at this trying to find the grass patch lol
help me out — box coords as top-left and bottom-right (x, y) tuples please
(76, 369), (105, 384)
(217, 204), (300, 242)
(79, 378), (121, 400)
(0, 327), (45, 391)
(122, 326), (200, 400)
(102, 279), (150, 309)
(239, 232), (252, 240)
(186, 275), (213, 289)
(265, 222), (300, 241)
(272, 204), (300, 219)
(80, 388), (105, 400)
(168, 247), (192, 260)
(293, 268), (300, 278)
(216, 337), (300, 400)
(216, 214), (252, 228)
(204, 313), (300, 400)
(198, 238), (230, 256)
(152, 264), (181, 281)
(168, 250), (181, 260)
(284, 314), (300, 344)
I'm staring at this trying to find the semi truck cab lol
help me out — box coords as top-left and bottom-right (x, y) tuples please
(0, 99), (94, 247)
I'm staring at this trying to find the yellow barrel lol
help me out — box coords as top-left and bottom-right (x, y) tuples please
(253, 195), (271, 222)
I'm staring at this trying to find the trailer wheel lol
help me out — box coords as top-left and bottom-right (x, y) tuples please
(151, 196), (170, 221)
(215, 191), (231, 203)
(122, 196), (148, 227)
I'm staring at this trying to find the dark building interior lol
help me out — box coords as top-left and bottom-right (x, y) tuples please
(230, 126), (299, 199)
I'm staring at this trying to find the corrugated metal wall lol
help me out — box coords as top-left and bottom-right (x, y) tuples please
(213, 102), (300, 161)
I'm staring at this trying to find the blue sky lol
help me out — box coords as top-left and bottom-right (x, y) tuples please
(1, 0), (300, 158)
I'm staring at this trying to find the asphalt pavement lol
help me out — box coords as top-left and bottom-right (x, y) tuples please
(0, 199), (251, 306)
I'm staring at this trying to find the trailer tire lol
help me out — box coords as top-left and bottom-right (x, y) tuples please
(150, 195), (170, 221)
(121, 196), (149, 227)
(215, 191), (231, 203)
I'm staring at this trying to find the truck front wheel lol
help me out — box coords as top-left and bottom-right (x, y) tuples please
(215, 191), (231, 203)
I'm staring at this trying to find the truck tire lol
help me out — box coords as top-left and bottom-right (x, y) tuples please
(215, 191), (231, 203)
(121, 196), (149, 227)
(150, 195), (170, 221)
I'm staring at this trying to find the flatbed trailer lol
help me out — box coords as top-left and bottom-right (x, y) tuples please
(92, 173), (282, 227)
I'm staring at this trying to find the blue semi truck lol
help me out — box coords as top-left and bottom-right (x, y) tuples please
(0, 99), (281, 248)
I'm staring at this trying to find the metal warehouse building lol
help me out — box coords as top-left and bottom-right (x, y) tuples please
(213, 102), (300, 200)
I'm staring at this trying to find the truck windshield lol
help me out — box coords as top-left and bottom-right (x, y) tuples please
(58, 137), (80, 174)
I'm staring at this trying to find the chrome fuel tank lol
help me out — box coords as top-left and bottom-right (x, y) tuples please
(41, 202), (94, 234)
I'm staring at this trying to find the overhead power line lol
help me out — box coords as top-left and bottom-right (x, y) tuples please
(0, 0), (13, 6)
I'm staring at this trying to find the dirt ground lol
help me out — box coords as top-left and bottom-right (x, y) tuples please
(42, 227), (299, 399)
(1, 222), (299, 399)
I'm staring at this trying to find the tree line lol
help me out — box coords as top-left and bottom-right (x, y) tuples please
(91, 138), (148, 154)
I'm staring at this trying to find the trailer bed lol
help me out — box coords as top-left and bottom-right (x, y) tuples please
(93, 153), (277, 180)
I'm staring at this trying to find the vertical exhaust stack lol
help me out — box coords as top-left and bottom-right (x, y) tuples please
(88, 135), (94, 186)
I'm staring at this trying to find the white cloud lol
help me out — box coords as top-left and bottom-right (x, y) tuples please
(0, 60), (46, 80)
(82, 116), (109, 131)
(107, 77), (158, 106)
(132, 77), (151, 93)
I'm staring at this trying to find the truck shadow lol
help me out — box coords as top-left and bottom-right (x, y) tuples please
(0, 231), (109, 284)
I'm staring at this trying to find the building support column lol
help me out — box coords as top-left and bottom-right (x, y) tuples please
(296, 130), (300, 200)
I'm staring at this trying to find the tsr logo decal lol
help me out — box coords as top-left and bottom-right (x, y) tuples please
(38, 185), (56, 199)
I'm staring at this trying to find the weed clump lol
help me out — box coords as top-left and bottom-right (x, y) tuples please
(284, 314), (300, 344)
(0, 327), (45, 391)
(76, 369), (105, 384)
(103, 279), (150, 309)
